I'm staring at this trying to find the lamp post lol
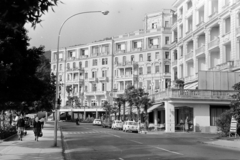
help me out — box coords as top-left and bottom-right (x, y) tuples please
(54, 10), (109, 147)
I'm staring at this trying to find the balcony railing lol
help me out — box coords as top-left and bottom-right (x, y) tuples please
(98, 77), (108, 81)
(116, 50), (126, 54)
(184, 74), (198, 83)
(236, 26), (240, 36)
(88, 78), (98, 82)
(150, 89), (237, 103)
(148, 45), (159, 49)
(209, 61), (234, 71)
(196, 45), (205, 56)
(185, 51), (193, 60)
(208, 38), (219, 50)
(132, 48), (142, 52)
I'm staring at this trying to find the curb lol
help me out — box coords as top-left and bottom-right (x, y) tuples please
(59, 126), (71, 160)
(0, 133), (18, 142)
(202, 141), (240, 150)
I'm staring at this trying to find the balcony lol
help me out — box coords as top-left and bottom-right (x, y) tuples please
(116, 50), (126, 54)
(209, 61), (234, 71)
(208, 38), (219, 50)
(98, 77), (108, 82)
(67, 57), (77, 61)
(100, 51), (109, 56)
(150, 89), (237, 103)
(160, 72), (171, 78)
(184, 74), (198, 83)
(79, 55), (89, 59)
(66, 68), (73, 71)
(185, 51), (193, 60)
(172, 60), (177, 66)
(88, 78), (98, 83)
(116, 61), (134, 68)
(148, 45), (159, 50)
(222, 32), (231, 44)
(85, 91), (107, 96)
(236, 26), (240, 37)
(132, 48), (142, 52)
(196, 45), (205, 57)
(209, 11), (218, 19)
(72, 67), (79, 71)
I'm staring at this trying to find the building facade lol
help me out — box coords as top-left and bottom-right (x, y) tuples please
(50, 10), (172, 120)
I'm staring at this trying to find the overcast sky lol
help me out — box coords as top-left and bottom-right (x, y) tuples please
(25, 0), (175, 51)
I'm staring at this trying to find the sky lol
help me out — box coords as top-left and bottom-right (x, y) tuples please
(24, 0), (176, 51)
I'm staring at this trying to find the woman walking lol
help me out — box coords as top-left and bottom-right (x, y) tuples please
(33, 117), (42, 141)
(16, 114), (25, 141)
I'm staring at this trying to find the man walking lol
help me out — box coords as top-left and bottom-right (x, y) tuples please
(17, 114), (25, 141)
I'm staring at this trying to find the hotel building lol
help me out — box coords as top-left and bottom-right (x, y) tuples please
(50, 10), (172, 120)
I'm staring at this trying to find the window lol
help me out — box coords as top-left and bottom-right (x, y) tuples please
(139, 82), (143, 88)
(210, 106), (229, 126)
(73, 62), (76, 69)
(85, 61), (88, 67)
(155, 80), (159, 89)
(165, 37), (170, 45)
(79, 62), (82, 68)
(139, 54), (143, 61)
(152, 22), (157, 29)
(147, 53), (151, 61)
(59, 53), (63, 59)
(92, 83), (97, 92)
(85, 86), (88, 92)
(92, 71), (97, 78)
(165, 21), (169, 27)
(123, 56), (126, 64)
(53, 65), (56, 71)
(102, 70), (107, 77)
(139, 67), (143, 75)
(155, 52), (159, 59)
(165, 65), (170, 73)
(165, 52), (170, 59)
(147, 80), (151, 89)
(54, 53), (57, 60)
(102, 83), (105, 91)
(187, 0), (192, 10)
(84, 100), (88, 106)
(165, 79), (170, 89)
(225, 17), (231, 33)
(67, 63), (70, 69)
(85, 73), (88, 79)
(155, 66), (159, 73)
(147, 66), (151, 74)
(93, 59), (98, 66)
(102, 58), (108, 65)
(91, 100), (97, 107)
(115, 57), (118, 64)
(59, 75), (62, 81)
(131, 55), (134, 62)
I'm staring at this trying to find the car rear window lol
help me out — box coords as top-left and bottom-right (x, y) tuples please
(128, 122), (137, 125)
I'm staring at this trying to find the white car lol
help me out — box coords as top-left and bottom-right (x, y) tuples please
(123, 121), (138, 133)
(93, 119), (102, 126)
(111, 120), (123, 130)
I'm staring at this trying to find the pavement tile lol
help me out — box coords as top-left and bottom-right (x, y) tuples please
(0, 122), (64, 160)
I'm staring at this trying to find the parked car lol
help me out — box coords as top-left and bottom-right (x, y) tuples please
(93, 119), (102, 126)
(102, 119), (112, 128)
(60, 113), (71, 120)
(123, 121), (138, 133)
(111, 120), (123, 130)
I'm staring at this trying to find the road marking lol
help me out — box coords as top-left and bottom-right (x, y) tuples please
(119, 158), (124, 160)
(154, 146), (183, 155)
(130, 140), (143, 144)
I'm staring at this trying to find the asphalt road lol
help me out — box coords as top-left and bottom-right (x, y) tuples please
(60, 122), (240, 160)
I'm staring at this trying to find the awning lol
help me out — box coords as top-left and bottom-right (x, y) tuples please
(147, 104), (160, 113)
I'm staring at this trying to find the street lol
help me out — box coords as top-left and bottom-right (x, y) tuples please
(60, 122), (240, 160)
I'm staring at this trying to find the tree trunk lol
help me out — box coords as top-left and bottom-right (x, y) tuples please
(118, 105), (121, 120)
(144, 106), (148, 131)
(129, 105), (132, 121)
(123, 103), (125, 121)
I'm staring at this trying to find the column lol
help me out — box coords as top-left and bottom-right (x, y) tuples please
(165, 102), (175, 132)
(194, 36), (198, 74)
(154, 110), (158, 130)
(218, 20), (223, 64)
(96, 110), (98, 119)
(205, 28), (211, 69)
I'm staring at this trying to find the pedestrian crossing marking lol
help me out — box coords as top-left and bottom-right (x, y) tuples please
(65, 131), (114, 134)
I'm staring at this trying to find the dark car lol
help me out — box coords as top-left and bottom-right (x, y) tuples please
(102, 119), (112, 128)
(60, 113), (71, 120)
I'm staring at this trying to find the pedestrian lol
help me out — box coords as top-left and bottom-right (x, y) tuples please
(16, 114), (25, 141)
(76, 117), (79, 125)
(185, 116), (189, 132)
(33, 117), (42, 141)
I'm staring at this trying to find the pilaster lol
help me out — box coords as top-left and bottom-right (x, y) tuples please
(164, 102), (175, 132)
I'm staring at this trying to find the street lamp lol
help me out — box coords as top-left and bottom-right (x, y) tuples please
(54, 10), (109, 147)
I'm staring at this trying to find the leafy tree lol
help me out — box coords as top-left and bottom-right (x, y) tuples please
(0, 0), (60, 113)
(230, 82), (240, 123)
(216, 110), (232, 137)
(102, 101), (112, 119)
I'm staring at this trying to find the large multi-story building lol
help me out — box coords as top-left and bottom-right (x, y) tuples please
(170, 0), (240, 88)
(146, 0), (240, 133)
(50, 9), (172, 120)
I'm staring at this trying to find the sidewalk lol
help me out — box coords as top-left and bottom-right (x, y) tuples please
(0, 122), (64, 160)
(204, 138), (240, 150)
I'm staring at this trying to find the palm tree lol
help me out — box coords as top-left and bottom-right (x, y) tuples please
(140, 95), (153, 130)
(125, 85), (135, 120)
(101, 101), (112, 119)
(114, 94), (126, 121)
